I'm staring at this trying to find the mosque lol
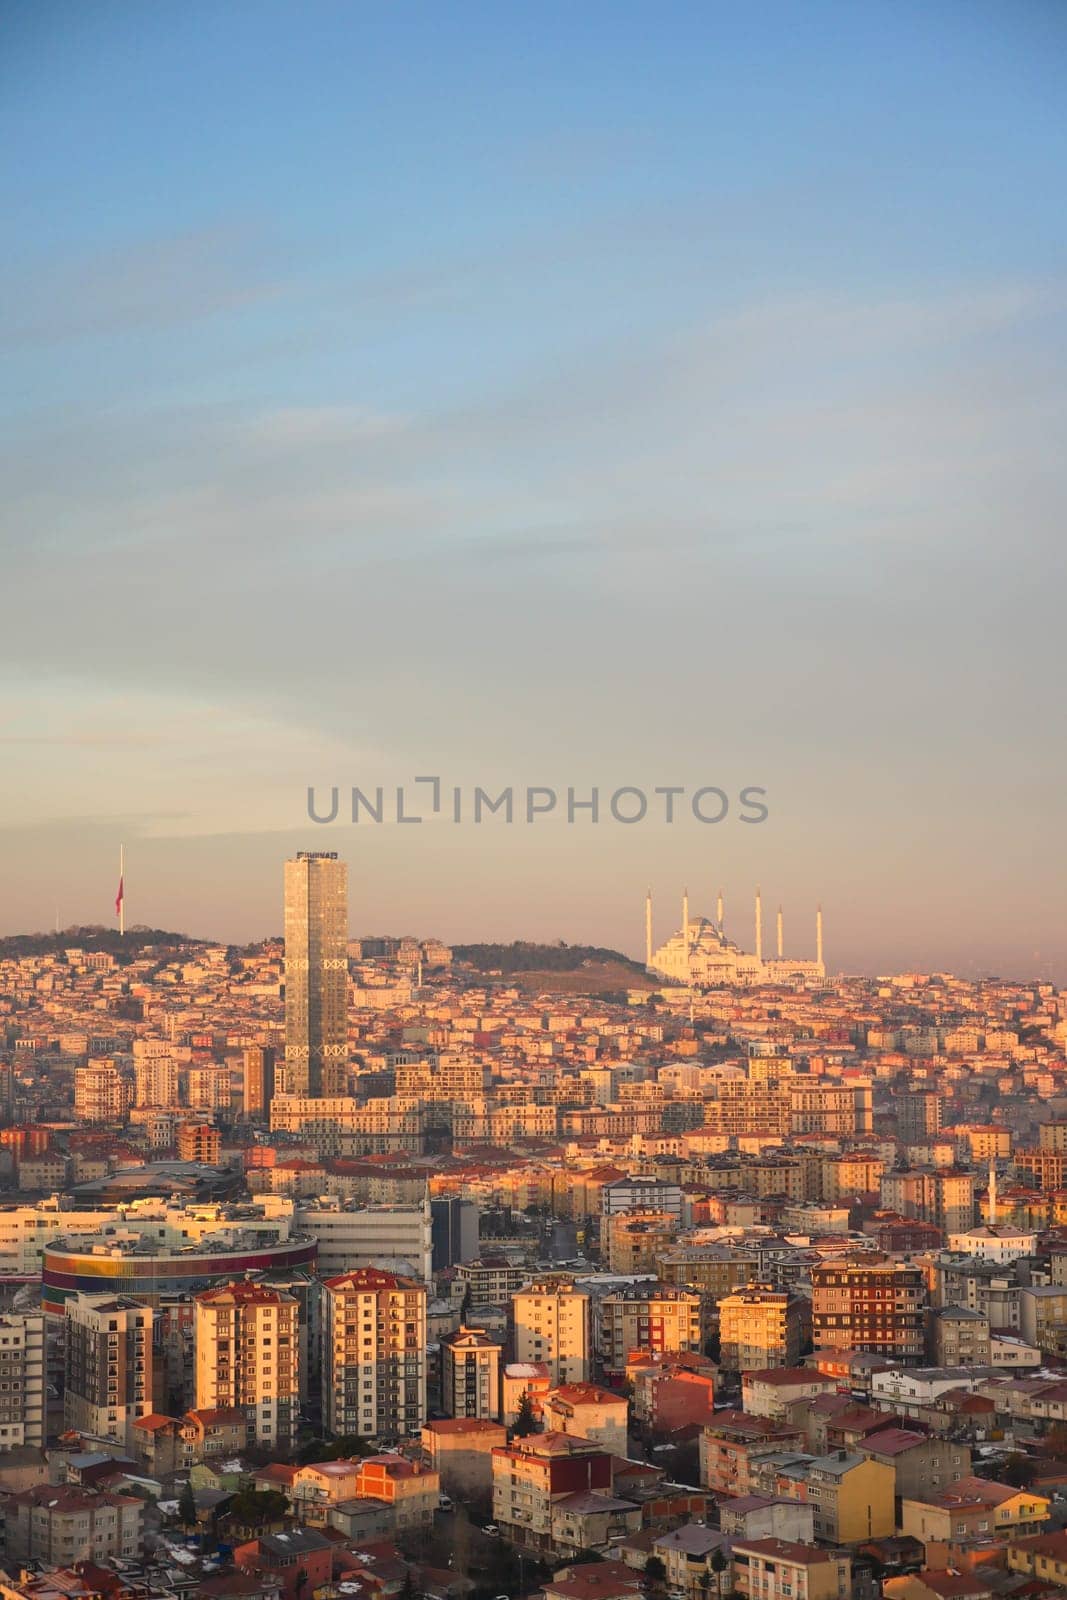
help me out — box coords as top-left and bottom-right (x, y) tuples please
(645, 887), (825, 987)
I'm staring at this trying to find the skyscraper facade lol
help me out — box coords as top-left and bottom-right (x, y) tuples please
(283, 851), (348, 1098)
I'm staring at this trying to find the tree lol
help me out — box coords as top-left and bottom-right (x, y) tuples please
(514, 1388), (537, 1437)
(398, 1573), (423, 1600)
(643, 1554), (666, 1590)
(710, 1548), (728, 1597)
(1002, 1452), (1037, 1487)
(177, 1480), (197, 1529)
(227, 1487), (290, 1531)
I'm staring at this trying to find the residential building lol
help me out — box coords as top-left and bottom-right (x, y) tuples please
(421, 1417), (507, 1507)
(512, 1276), (592, 1385)
(176, 1122), (221, 1163)
(243, 1045), (276, 1118)
(810, 1257), (926, 1362)
(777, 1451), (895, 1543)
(0, 1311), (45, 1449)
(194, 1281), (299, 1449)
(73, 1060), (128, 1125)
(599, 1283), (705, 1379)
(320, 1267), (427, 1439)
(442, 1325), (501, 1421)
(542, 1383), (629, 1456)
(719, 1282), (809, 1372)
(742, 1369), (840, 1421)
(64, 1294), (152, 1447)
(733, 1539), (851, 1600)
(5, 1484), (144, 1566)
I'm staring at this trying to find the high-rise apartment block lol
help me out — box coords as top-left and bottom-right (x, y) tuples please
(510, 1276), (591, 1386)
(442, 1326), (501, 1421)
(194, 1282), (299, 1449)
(64, 1294), (152, 1447)
(73, 1060), (129, 1125)
(321, 1268), (427, 1440)
(0, 1311), (45, 1448)
(283, 852), (348, 1098)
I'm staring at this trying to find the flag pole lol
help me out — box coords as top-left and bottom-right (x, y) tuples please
(119, 844), (125, 937)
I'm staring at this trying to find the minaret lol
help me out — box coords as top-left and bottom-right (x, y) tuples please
(645, 888), (653, 968)
(682, 888), (690, 959)
(755, 886), (763, 964)
(717, 887), (724, 929)
(777, 904), (784, 960)
(816, 904), (824, 969)
(989, 1160), (997, 1227)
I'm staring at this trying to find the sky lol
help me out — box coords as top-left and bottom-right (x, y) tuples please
(2, 1), (1066, 977)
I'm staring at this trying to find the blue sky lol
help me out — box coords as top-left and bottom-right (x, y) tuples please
(2, 2), (1066, 975)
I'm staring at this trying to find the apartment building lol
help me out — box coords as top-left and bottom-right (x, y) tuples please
(542, 1382), (629, 1455)
(811, 1257), (927, 1362)
(64, 1294), (152, 1447)
(0, 1311), (45, 1448)
(5, 1484), (144, 1566)
(604, 1212), (679, 1274)
(442, 1325), (501, 1421)
(719, 1282), (810, 1372)
(733, 1539), (851, 1600)
(455, 1256), (528, 1304)
(777, 1451), (895, 1543)
(194, 1282), (299, 1449)
(320, 1267), (427, 1440)
(491, 1431), (616, 1553)
(600, 1284), (706, 1379)
(511, 1277), (591, 1385)
(176, 1122), (222, 1163)
(73, 1060), (129, 1125)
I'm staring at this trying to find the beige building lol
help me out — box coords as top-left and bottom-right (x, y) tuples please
(320, 1267), (427, 1439)
(194, 1281), (298, 1449)
(600, 1284), (706, 1378)
(719, 1283), (809, 1372)
(605, 1212), (679, 1274)
(733, 1538), (851, 1600)
(73, 1060), (129, 1125)
(176, 1122), (221, 1163)
(0, 1311), (45, 1450)
(442, 1326), (501, 1421)
(5, 1484), (143, 1566)
(64, 1294), (152, 1448)
(511, 1276), (591, 1385)
(742, 1369), (839, 1421)
(421, 1417), (507, 1507)
(542, 1382), (629, 1456)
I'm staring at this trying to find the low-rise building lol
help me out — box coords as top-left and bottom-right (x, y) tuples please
(733, 1538), (851, 1600)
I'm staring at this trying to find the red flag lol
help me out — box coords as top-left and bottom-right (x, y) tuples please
(115, 876), (124, 917)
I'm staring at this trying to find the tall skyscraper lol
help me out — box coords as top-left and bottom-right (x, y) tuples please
(283, 851), (348, 1098)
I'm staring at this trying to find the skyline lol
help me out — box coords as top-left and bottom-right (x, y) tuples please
(3, 3), (1066, 978)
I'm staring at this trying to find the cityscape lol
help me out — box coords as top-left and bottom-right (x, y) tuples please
(0, 848), (1065, 1600)
(5, 5), (1067, 1600)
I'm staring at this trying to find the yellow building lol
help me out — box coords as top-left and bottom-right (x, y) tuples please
(778, 1452), (895, 1543)
(719, 1283), (809, 1372)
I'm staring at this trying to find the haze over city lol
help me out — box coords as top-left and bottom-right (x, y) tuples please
(3, 3), (1066, 977)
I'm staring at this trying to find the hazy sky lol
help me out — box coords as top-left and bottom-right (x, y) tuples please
(2, 2), (1066, 978)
